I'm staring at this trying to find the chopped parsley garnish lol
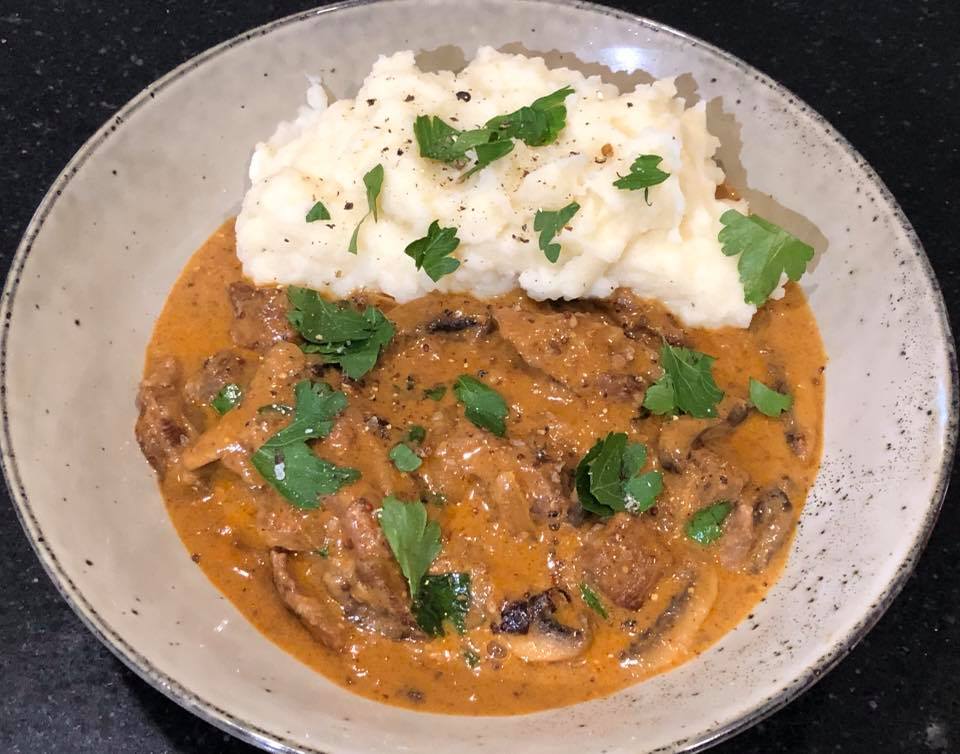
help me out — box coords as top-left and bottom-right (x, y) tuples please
(718, 209), (814, 306)
(423, 385), (447, 401)
(424, 490), (447, 507)
(379, 496), (441, 600)
(211, 383), (242, 415)
(347, 163), (384, 254)
(453, 375), (508, 437)
(389, 443), (422, 472)
(685, 500), (733, 545)
(305, 200), (331, 223)
(250, 380), (358, 509)
(413, 572), (471, 637)
(579, 583), (609, 619)
(257, 403), (294, 415)
(287, 286), (395, 380)
(748, 378), (793, 417)
(643, 343), (724, 419)
(414, 86), (573, 177)
(463, 649), (481, 668)
(534, 202), (580, 263)
(404, 220), (461, 281)
(575, 433), (663, 517)
(407, 425), (426, 443)
(613, 154), (670, 201)
(485, 86), (574, 147)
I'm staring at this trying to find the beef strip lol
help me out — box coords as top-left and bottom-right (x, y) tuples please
(135, 357), (198, 480)
(658, 447), (750, 532)
(386, 293), (493, 339)
(271, 550), (353, 650)
(602, 288), (688, 346)
(580, 513), (675, 610)
(183, 349), (248, 405)
(493, 305), (659, 400)
(718, 484), (794, 573)
(228, 281), (297, 351)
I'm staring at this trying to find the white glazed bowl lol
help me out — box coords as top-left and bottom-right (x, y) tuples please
(4, 1), (955, 752)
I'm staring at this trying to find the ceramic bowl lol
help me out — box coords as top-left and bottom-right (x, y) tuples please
(4, 1), (955, 752)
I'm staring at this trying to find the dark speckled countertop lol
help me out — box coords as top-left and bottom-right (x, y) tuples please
(1, 1), (958, 752)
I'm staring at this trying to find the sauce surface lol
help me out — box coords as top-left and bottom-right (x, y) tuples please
(139, 220), (825, 715)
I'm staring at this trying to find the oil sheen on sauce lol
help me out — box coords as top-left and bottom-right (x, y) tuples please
(145, 221), (825, 715)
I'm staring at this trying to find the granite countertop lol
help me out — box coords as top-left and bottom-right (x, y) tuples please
(1, 1), (958, 752)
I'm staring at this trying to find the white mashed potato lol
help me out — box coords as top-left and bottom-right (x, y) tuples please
(236, 47), (761, 327)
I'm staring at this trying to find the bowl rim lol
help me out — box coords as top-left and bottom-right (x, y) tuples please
(2, 1), (956, 752)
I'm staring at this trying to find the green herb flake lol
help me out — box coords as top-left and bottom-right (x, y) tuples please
(413, 572), (471, 637)
(485, 86), (574, 147)
(686, 500), (734, 545)
(463, 649), (481, 669)
(389, 443), (422, 473)
(251, 443), (359, 510)
(579, 583), (609, 619)
(423, 385), (447, 401)
(534, 202), (580, 263)
(748, 378), (794, 417)
(347, 163), (384, 254)
(575, 433), (663, 518)
(257, 403), (294, 415)
(424, 490), (447, 507)
(414, 86), (573, 177)
(453, 375), (508, 437)
(378, 496), (442, 600)
(312, 545), (329, 558)
(718, 209), (814, 306)
(643, 343), (724, 419)
(305, 201), (331, 223)
(407, 425), (427, 444)
(250, 380), (358, 509)
(404, 220), (461, 281)
(612, 154), (670, 201)
(211, 383), (243, 415)
(287, 287), (395, 380)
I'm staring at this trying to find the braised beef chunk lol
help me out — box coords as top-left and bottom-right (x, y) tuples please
(603, 288), (688, 346)
(135, 357), (197, 480)
(228, 281), (297, 351)
(271, 550), (352, 650)
(717, 485), (794, 573)
(426, 309), (483, 333)
(183, 349), (248, 405)
(493, 305), (659, 398)
(657, 400), (750, 472)
(580, 514), (674, 610)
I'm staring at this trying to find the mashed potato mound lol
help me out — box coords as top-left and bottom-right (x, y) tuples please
(236, 47), (760, 327)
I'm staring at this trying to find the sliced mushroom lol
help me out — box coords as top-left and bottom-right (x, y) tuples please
(657, 399), (749, 472)
(717, 484), (795, 573)
(493, 589), (591, 663)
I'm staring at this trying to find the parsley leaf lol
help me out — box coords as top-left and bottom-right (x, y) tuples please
(414, 87), (573, 177)
(404, 220), (461, 281)
(211, 383), (242, 415)
(251, 443), (359, 509)
(748, 378), (793, 417)
(389, 443), (422, 472)
(413, 572), (471, 636)
(287, 287), (395, 380)
(579, 583), (609, 619)
(485, 86), (574, 147)
(534, 202), (580, 263)
(423, 385), (447, 401)
(575, 433), (663, 517)
(685, 500), (733, 545)
(305, 201), (331, 223)
(643, 343), (724, 419)
(379, 496), (441, 600)
(262, 381), (347, 447)
(453, 375), (508, 437)
(347, 164), (384, 254)
(250, 380), (357, 509)
(407, 425), (426, 443)
(718, 209), (814, 306)
(613, 154), (670, 201)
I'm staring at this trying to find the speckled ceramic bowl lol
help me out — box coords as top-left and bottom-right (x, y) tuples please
(3, 1), (955, 752)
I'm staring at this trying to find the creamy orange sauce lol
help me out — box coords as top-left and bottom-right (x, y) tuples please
(143, 220), (824, 714)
